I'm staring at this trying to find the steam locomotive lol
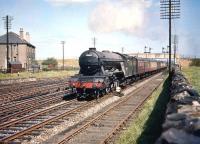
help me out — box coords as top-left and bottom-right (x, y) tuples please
(69, 48), (166, 99)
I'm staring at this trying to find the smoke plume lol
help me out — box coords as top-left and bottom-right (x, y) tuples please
(89, 0), (152, 36)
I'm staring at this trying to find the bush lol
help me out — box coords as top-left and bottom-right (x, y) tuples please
(32, 60), (39, 65)
(190, 58), (200, 66)
(42, 58), (58, 70)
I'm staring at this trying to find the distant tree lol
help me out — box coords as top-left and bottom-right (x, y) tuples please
(190, 58), (200, 67)
(32, 60), (38, 65)
(42, 58), (58, 70)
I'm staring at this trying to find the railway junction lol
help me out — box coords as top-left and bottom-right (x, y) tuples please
(0, 71), (166, 143)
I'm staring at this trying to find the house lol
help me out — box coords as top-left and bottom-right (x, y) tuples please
(0, 28), (36, 70)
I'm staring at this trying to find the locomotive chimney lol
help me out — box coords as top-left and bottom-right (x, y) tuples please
(89, 48), (96, 51)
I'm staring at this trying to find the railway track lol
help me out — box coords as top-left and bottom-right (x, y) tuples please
(0, 91), (68, 123)
(0, 80), (68, 124)
(0, 79), (68, 104)
(0, 84), (65, 104)
(0, 72), (165, 143)
(55, 73), (164, 144)
(0, 93), (114, 143)
(0, 78), (65, 93)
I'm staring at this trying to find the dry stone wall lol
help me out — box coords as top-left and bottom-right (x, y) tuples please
(156, 69), (200, 144)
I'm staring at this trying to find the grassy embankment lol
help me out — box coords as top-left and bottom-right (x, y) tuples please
(0, 59), (79, 80)
(117, 74), (170, 144)
(0, 70), (78, 80)
(37, 59), (79, 68)
(182, 66), (200, 93)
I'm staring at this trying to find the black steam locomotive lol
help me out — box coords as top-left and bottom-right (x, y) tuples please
(69, 48), (166, 99)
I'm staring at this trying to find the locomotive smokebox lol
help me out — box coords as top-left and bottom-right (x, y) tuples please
(79, 48), (100, 75)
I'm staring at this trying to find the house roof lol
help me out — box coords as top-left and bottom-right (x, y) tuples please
(0, 32), (35, 48)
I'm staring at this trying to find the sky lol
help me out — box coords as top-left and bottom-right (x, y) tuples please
(0, 0), (199, 59)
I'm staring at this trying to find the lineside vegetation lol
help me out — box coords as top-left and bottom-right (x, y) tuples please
(190, 58), (200, 66)
(0, 70), (78, 80)
(182, 66), (200, 93)
(117, 75), (169, 144)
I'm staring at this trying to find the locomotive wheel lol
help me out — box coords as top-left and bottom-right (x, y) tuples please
(77, 97), (82, 101)
(76, 94), (82, 101)
(101, 89), (106, 95)
(105, 87), (111, 94)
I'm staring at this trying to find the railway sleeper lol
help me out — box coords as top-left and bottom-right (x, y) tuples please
(22, 121), (40, 124)
(18, 135), (32, 141)
(7, 127), (24, 131)
(28, 131), (41, 136)
(0, 133), (11, 138)
(26, 130), (44, 137)
(0, 130), (15, 134)
(44, 124), (55, 129)
(13, 124), (30, 128)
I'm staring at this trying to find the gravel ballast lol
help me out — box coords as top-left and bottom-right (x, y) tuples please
(22, 74), (161, 144)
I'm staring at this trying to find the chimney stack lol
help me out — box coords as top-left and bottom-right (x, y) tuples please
(19, 28), (24, 39)
(26, 32), (30, 42)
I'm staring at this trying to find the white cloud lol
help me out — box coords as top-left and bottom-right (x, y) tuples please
(89, 0), (152, 35)
(46, 0), (92, 6)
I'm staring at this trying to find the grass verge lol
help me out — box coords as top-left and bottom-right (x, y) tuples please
(182, 66), (200, 93)
(117, 76), (170, 144)
(0, 70), (78, 80)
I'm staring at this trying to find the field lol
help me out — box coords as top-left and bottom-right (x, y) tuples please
(182, 66), (200, 93)
(37, 59), (79, 68)
(179, 58), (192, 68)
(0, 59), (79, 80)
(0, 70), (78, 80)
(117, 76), (170, 144)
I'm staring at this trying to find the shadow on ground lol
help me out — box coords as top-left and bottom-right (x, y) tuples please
(136, 76), (170, 144)
(63, 93), (97, 101)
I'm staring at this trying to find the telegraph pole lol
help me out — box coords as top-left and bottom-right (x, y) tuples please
(173, 35), (178, 64)
(2, 15), (13, 72)
(61, 41), (65, 70)
(160, 0), (180, 77)
(93, 37), (96, 48)
(144, 46), (148, 58)
(144, 46), (147, 53)
(162, 47), (166, 62)
(122, 47), (124, 54)
(169, 0), (172, 74)
(162, 47), (165, 53)
(149, 47), (152, 53)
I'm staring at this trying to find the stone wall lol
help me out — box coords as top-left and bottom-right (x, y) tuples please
(156, 69), (200, 144)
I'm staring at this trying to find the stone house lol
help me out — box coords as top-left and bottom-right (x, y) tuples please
(0, 28), (35, 70)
